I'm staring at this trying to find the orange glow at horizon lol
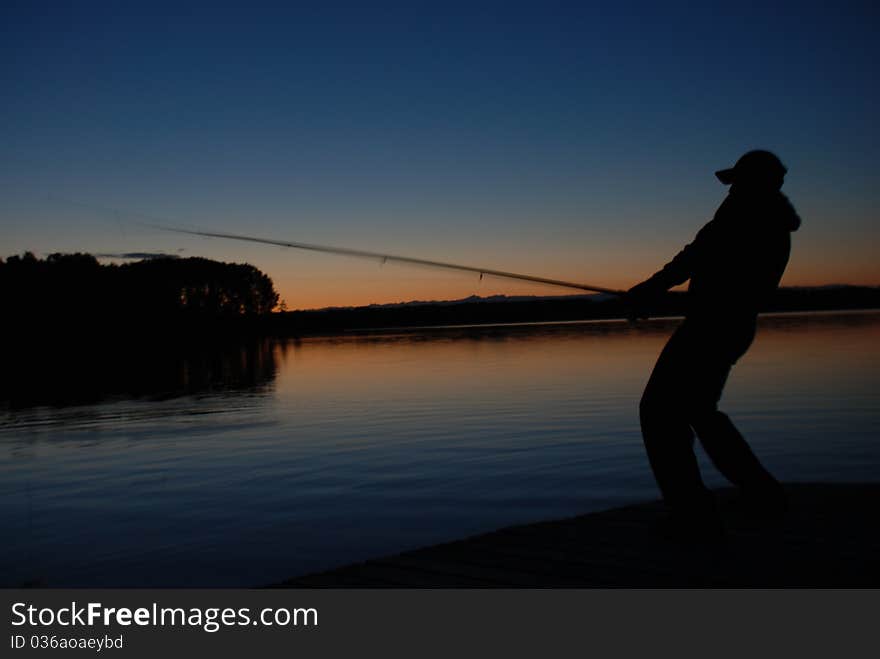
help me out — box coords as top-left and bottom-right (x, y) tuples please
(269, 255), (880, 310)
(78, 209), (879, 312)
(231, 214), (880, 310)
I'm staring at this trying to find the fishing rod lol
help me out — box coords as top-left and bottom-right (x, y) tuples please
(49, 195), (624, 296)
(154, 225), (625, 296)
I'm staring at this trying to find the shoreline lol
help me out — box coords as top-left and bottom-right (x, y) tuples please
(276, 483), (880, 587)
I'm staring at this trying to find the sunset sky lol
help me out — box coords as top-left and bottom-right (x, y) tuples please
(2, 2), (877, 309)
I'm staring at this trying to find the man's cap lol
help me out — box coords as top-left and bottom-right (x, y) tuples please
(715, 150), (787, 185)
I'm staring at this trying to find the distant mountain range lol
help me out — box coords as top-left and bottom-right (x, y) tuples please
(310, 285), (875, 314)
(272, 285), (879, 335)
(314, 292), (610, 311)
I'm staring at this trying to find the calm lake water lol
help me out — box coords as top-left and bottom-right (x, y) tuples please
(1, 311), (878, 586)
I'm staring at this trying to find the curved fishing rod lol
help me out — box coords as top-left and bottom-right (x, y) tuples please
(47, 195), (624, 296)
(150, 224), (625, 296)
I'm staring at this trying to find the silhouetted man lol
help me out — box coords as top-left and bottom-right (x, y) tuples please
(626, 150), (800, 534)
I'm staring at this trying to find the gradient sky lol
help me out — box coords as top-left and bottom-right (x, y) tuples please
(2, 1), (877, 309)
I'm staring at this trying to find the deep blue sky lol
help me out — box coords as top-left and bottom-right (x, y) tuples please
(2, 1), (877, 307)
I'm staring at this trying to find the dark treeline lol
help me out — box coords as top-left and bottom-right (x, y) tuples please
(1, 253), (283, 409)
(1, 252), (279, 335)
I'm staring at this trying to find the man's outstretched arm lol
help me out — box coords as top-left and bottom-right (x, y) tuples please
(625, 220), (717, 317)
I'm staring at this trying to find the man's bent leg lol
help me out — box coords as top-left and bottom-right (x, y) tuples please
(640, 397), (712, 512)
(639, 327), (714, 514)
(691, 410), (779, 489)
(685, 325), (787, 515)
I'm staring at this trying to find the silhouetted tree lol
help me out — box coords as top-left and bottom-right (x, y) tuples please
(0, 253), (280, 324)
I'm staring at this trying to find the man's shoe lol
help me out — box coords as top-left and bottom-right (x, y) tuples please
(741, 480), (788, 519)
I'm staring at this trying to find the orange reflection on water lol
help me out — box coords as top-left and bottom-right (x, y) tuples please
(272, 311), (880, 415)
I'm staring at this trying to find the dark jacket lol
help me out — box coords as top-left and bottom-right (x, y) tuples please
(646, 189), (801, 324)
